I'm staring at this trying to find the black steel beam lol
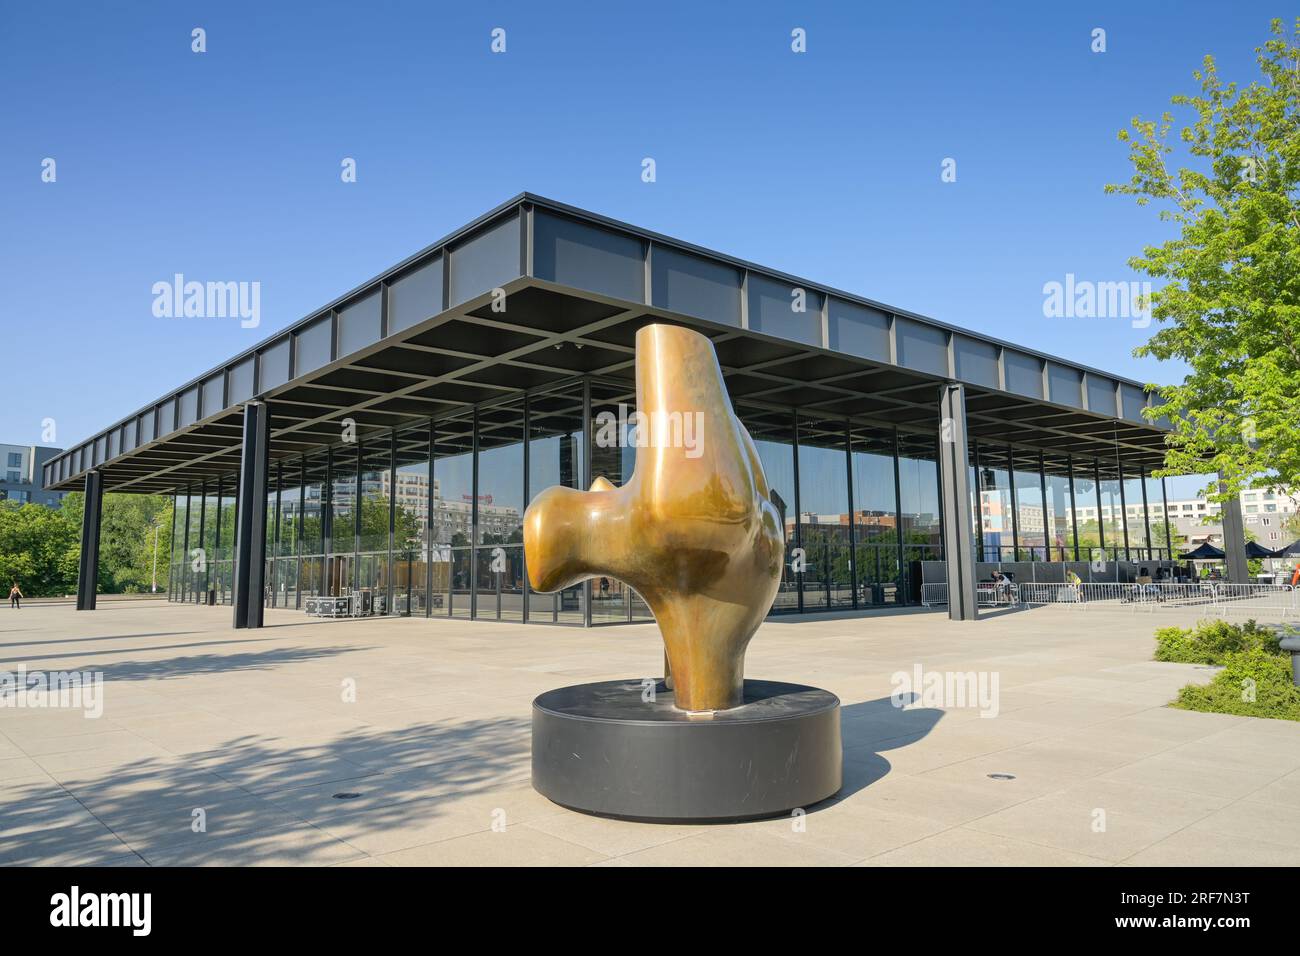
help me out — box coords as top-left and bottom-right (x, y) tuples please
(1219, 474), (1250, 583)
(938, 384), (978, 621)
(75, 470), (104, 610)
(232, 402), (271, 628)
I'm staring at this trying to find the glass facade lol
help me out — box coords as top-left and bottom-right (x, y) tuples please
(527, 383), (586, 624)
(797, 416), (852, 611)
(851, 426), (901, 606)
(166, 377), (1171, 624)
(975, 442), (1013, 562)
(1043, 454), (1076, 561)
(1011, 450), (1046, 561)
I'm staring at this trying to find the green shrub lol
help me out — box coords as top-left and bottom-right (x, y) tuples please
(1154, 619), (1281, 664)
(1173, 647), (1300, 721)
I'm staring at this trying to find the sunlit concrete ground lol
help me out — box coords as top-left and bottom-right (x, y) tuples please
(1, 598), (1298, 867)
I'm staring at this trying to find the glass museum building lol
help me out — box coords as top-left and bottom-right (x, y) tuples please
(45, 194), (1236, 627)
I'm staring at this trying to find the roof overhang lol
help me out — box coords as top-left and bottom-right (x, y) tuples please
(44, 193), (1172, 495)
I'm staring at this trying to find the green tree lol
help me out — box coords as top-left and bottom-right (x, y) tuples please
(1148, 518), (1179, 553)
(60, 492), (173, 595)
(1075, 519), (1103, 555)
(0, 501), (79, 596)
(1107, 19), (1300, 501)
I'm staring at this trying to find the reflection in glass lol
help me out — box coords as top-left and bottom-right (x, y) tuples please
(897, 433), (942, 602)
(433, 416), (474, 618)
(355, 435), (392, 616)
(1146, 475), (1170, 560)
(1073, 462), (1102, 561)
(477, 399), (525, 621)
(797, 416), (852, 610)
(329, 448), (356, 597)
(1012, 451), (1046, 561)
(738, 405), (797, 612)
(187, 486), (204, 603)
(852, 426), (900, 605)
(975, 442), (1012, 562)
(1043, 454), (1076, 561)
(590, 382), (635, 623)
(1099, 465), (1125, 560)
(393, 425), (431, 616)
(300, 452), (327, 599)
(527, 384), (585, 624)
(1124, 472), (1151, 560)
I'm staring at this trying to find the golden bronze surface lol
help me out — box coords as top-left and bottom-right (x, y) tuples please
(523, 324), (784, 711)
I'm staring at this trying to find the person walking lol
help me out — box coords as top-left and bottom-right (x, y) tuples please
(8, 582), (22, 609)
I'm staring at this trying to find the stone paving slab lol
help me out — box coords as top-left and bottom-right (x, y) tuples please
(1, 599), (1298, 866)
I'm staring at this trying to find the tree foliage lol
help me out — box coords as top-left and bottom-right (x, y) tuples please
(0, 494), (172, 597)
(0, 501), (80, 595)
(1107, 19), (1300, 500)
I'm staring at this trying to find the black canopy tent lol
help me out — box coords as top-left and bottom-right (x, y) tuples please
(1244, 540), (1280, 559)
(1273, 540), (1300, 558)
(1179, 541), (1226, 560)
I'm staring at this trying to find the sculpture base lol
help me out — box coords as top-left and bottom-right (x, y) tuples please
(531, 679), (842, 823)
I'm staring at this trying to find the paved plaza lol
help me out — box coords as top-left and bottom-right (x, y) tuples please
(1, 599), (1298, 866)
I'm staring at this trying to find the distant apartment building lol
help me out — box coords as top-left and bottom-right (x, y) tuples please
(1074, 487), (1298, 549)
(0, 444), (65, 507)
(282, 471), (522, 545)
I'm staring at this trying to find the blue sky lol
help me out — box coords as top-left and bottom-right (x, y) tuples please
(2, 1), (1283, 497)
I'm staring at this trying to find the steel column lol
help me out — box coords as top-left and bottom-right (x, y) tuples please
(75, 470), (104, 610)
(791, 409), (803, 613)
(470, 406), (480, 621)
(1219, 476), (1250, 583)
(387, 429), (396, 617)
(1093, 459), (1105, 558)
(522, 395), (532, 623)
(972, 439), (984, 561)
(844, 421), (857, 610)
(232, 401), (271, 629)
(1038, 451), (1050, 560)
(581, 377), (592, 628)
(938, 384), (978, 621)
(1161, 477), (1174, 557)
(891, 428), (905, 599)
(167, 489), (178, 601)
(1007, 445), (1020, 562)
(1117, 457), (1130, 560)
(425, 420), (435, 618)
(1138, 468), (1152, 562)
(1066, 455), (1080, 561)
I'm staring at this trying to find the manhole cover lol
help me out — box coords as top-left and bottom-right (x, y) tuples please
(987, 773), (1017, 781)
(332, 792), (363, 800)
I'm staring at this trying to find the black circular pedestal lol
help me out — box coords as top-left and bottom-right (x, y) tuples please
(531, 679), (842, 822)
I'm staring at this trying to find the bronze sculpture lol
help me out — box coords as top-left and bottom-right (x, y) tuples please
(524, 323), (784, 712)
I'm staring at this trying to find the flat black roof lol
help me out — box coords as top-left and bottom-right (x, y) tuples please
(44, 192), (1171, 494)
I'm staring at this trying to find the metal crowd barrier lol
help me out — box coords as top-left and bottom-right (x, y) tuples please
(920, 583), (948, 607)
(1209, 583), (1300, 619)
(1021, 581), (1297, 619)
(922, 581), (1298, 621)
(921, 582), (1016, 608)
